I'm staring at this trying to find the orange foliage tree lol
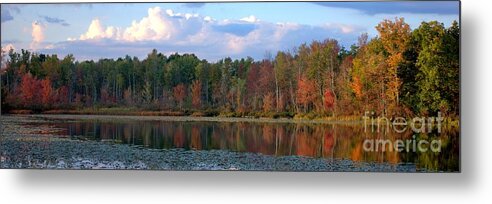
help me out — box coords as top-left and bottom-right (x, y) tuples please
(375, 17), (411, 113)
(191, 80), (202, 109)
(263, 92), (275, 112)
(351, 76), (363, 99)
(173, 83), (186, 109)
(40, 79), (53, 106)
(296, 76), (317, 112)
(323, 88), (335, 110)
(20, 72), (39, 108)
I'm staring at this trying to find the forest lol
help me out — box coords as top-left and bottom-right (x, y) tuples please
(0, 18), (460, 119)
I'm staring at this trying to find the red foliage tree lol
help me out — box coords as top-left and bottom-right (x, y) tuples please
(258, 60), (275, 96)
(296, 76), (317, 112)
(40, 79), (53, 107)
(55, 86), (69, 107)
(323, 88), (335, 110)
(20, 72), (39, 108)
(190, 80), (202, 109)
(263, 92), (275, 112)
(173, 83), (186, 109)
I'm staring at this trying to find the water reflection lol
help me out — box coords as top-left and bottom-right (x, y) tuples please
(45, 119), (459, 171)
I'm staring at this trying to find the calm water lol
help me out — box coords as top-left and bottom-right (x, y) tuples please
(29, 117), (459, 171)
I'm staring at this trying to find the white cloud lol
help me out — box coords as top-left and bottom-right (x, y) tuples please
(340, 25), (355, 34)
(30, 21), (45, 50)
(75, 8), (169, 42)
(164, 9), (198, 19)
(181, 25), (212, 44)
(184, 13), (199, 20)
(80, 19), (120, 40)
(225, 26), (265, 54)
(1, 44), (15, 69)
(76, 8), (263, 47)
(76, 7), (202, 42)
(203, 16), (213, 22)
(225, 34), (248, 53)
(240, 15), (259, 23)
(165, 9), (175, 16)
(123, 7), (175, 41)
(273, 22), (300, 41)
(49, 6), (363, 61)
(1, 43), (15, 53)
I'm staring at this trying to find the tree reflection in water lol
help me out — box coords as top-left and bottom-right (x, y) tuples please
(53, 120), (458, 171)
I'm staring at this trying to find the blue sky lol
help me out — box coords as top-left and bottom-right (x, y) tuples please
(1, 1), (459, 62)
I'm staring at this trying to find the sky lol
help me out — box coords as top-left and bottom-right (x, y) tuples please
(1, 1), (459, 62)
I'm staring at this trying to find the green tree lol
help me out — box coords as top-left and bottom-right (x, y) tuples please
(413, 21), (459, 115)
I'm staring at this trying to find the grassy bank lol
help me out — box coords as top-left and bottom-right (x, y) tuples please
(5, 107), (460, 128)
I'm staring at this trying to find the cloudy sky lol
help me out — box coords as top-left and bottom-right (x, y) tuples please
(1, 1), (459, 62)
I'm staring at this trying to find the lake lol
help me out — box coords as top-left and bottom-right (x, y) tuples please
(21, 115), (459, 172)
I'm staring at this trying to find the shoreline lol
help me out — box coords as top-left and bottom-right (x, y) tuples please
(2, 112), (460, 127)
(19, 114), (364, 125)
(0, 115), (422, 172)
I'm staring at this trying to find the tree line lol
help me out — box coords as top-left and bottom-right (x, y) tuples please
(0, 18), (459, 118)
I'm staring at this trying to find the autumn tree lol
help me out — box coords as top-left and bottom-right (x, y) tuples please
(20, 72), (39, 108)
(376, 17), (411, 114)
(191, 80), (202, 109)
(297, 76), (317, 113)
(40, 78), (53, 107)
(54, 86), (69, 108)
(306, 39), (340, 112)
(173, 83), (186, 109)
(263, 92), (275, 112)
(324, 88), (335, 110)
(258, 60), (276, 110)
(350, 37), (387, 114)
(336, 55), (355, 115)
